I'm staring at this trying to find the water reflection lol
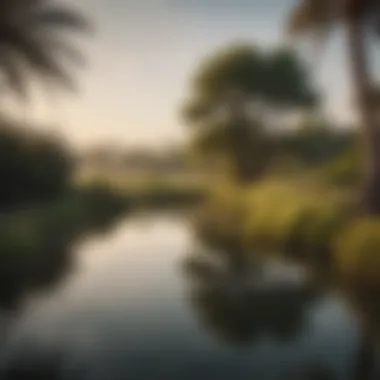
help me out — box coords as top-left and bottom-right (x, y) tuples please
(182, 228), (367, 379)
(0, 214), (376, 380)
(0, 201), (130, 313)
(183, 245), (320, 346)
(0, 247), (72, 312)
(341, 287), (380, 380)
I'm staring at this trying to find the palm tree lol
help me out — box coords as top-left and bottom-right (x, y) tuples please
(287, 0), (380, 214)
(0, 0), (90, 99)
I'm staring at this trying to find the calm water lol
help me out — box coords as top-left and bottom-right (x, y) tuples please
(0, 214), (368, 379)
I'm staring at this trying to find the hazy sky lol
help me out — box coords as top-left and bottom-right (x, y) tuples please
(13, 0), (353, 149)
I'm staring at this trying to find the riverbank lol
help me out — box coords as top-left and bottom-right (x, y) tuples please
(194, 180), (380, 289)
(0, 183), (206, 309)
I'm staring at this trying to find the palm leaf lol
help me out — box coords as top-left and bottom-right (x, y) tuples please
(31, 6), (91, 33)
(287, 0), (339, 46)
(0, 0), (89, 100)
(0, 50), (29, 100)
(44, 38), (86, 68)
(3, 29), (75, 88)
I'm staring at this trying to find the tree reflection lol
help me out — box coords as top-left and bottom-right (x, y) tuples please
(288, 367), (334, 380)
(341, 287), (380, 380)
(0, 244), (75, 351)
(0, 246), (73, 312)
(182, 243), (320, 347)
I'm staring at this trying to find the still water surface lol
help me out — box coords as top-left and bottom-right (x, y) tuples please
(0, 214), (367, 379)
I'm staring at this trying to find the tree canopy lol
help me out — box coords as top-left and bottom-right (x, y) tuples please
(183, 43), (317, 125)
(182, 42), (318, 183)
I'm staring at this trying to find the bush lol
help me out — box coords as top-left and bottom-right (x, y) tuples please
(243, 184), (309, 252)
(193, 185), (247, 252)
(194, 181), (350, 266)
(243, 182), (347, 256)
(0, 186), (131, 309)
(334, 218), (380, 287)
(320, 147), (361, 187)
(0, 118), (74, 210)
(277, 127), (356, 167)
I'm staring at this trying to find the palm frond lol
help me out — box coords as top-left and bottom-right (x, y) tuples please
(0, 51), (28, 100)
(0, 0), (89, 100)
(287, 0), (338, 37)
(2, 28), (75, 89)
(32, 5), (91, 33)
(45, 38), (86, 68)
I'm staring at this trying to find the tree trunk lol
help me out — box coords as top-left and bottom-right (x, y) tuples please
(345, 17), (380, 214)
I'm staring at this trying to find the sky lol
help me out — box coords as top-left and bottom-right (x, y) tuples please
(10, 0), (354, 150)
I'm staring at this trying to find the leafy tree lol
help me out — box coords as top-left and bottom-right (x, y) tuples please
(287, 0), (380, 213)
(0, 0), (90, 99)
(182, 43), (317, 184)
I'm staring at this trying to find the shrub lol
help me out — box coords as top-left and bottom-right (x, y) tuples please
(195, 180), (350, 269)
(243, 182), (347, 256)
(334, 218), (380, 288)
(193, 185), (247, 252)
(320, 147), (361, 187)
(0, 186), (130, 309)
(243, 183), (310, 252)
(0, 119), (74, 210)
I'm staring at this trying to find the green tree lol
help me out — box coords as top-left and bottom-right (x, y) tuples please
(0, 0), (89, 99)
(287, 0), (380, 213)
(182, 43), (317, 184)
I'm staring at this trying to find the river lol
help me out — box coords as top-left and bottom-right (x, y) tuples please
(0, 213), (371, 379)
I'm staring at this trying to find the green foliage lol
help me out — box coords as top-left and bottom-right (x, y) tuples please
(261, 49), (317, 107)
(182, 42), (318, 183)
(195, 181), (349, 265)
(0, 185), (131, 308)
(0, 119), (74, 210)
(190, 44), (263, 105)
(195, 179), (380, 289)
(277, 125), (356, 167)
(243, 182), (348, 258)
(321, 146), (361, 186)
(194, 184), (247, 252)
(190, 119), (270, 182)
(334, 219), (380, 287)
(184, 44), (317, 121)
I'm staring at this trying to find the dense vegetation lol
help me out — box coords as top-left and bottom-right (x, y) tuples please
(0, 119), (74, 210)
(181, 39), (380, 298)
